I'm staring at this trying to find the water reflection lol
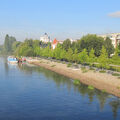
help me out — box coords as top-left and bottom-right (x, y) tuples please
(17, 63), (120, 119)
(2, 57), (120, 120)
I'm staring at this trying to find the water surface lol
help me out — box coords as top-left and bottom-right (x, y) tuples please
(0, 57), (120, 120)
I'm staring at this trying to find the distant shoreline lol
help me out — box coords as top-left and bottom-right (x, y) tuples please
(27, 58), (120, 97)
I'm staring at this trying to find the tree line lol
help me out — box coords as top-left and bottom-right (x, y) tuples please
(1, 34), (120, 70)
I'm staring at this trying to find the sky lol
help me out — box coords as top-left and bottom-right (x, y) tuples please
(0, 0), (120, 44)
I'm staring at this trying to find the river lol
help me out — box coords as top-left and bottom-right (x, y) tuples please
(0, 57), (120, 120)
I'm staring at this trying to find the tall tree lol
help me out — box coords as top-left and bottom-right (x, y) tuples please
(98, 46), (108, 68)
(62, 39), (71, 51)
(104, 37), (114, 57)
(78, 49), (88, 64)
(78, 34), (104, 56)
(4, 34), (10, 52)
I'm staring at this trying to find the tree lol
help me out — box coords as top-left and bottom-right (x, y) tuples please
(12, 41), (21, 52)
(78, 49), (88, 64)
(66, 48), (73, 62)
(62, 39), (71, 51)
(72, 48), (78, 63)
(88, 48), (95, 65)
(4, 34), (10, 53)
(60, 49), (66, 60)
(4, 34), (17, 54)
(104, 37), (114, 57)
(77, 34), (104, 56)
(98, 46), (108, 68)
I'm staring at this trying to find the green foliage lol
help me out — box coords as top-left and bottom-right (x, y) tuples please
(4, 34), (16, 54)
(88, 48), (96, 65)
(1, 33), (119, 74)
(51, 65), (56, 67)
(67, 63), (72, 67)
(99, 70), (106, 73)
(104, 37), (114, 57)
(78, 49), (88, 64)
(77, 34), (104, 56)
(112, 73), (120, 76)
(66, 48), (73, 62)
(73, 79), (81, 85)
(81, 67), (88, 73)
(62, 39), (71, 51)
(72, 48), (78, 63)
(98, 46), (109, 69)
(102, 89), (106, 93)
(88, 85), (94, 90)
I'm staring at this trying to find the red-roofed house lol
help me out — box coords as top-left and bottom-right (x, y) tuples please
(52, 38), (59, 49)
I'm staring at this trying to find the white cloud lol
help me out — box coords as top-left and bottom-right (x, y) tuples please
(108, 11), (120, 18)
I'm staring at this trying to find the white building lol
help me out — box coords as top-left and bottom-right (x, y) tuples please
(40, 33), (50, 43)
(69, 38), (77, 43)
(98, 33), (120, 48)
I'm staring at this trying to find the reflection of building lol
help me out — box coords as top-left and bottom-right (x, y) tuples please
(98, 33), (120, 48)
(40, 33), (50, 43)
(52, 39), (59, 49)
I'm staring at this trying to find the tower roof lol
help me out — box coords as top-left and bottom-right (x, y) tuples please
(52, 38), (58, 44)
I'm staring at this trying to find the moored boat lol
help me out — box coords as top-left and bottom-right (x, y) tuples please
(7, 56), (18, 64)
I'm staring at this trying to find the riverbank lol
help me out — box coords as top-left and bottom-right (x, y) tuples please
(27, 58), (120, 97)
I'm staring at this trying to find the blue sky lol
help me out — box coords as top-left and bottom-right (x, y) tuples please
(0, 0), (120, 43)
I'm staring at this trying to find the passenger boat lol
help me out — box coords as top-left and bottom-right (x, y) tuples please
(7, 56), (18, 64)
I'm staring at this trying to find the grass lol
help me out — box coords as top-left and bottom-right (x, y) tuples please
(73, 79), (81, 85)
(88, 85), (94, 90)
(102, 89), (106, 93)
(67, 63), (72, 67)
(117, 86), (120, 89)
(99, 70), (106, 73)
(89, 67), (95, 71)
(51, 65), (56, 67)
(62, 61), (66, 64)
(39, 61), (43, 63)
(81, 67), (88, 73)
(112, 73), (120, 76)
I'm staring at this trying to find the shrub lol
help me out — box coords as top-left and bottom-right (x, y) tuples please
(88, 85), (94, 90)
(112, 73), (120, 76)
(73, 79), (81, 85)
(89, 67), (95, 70)
(102, 89), (106, 93)
(51, 65), (56, 67)
(99, 70), (106, 73)
(67, 63), (72, 67)
(81, 67), (88, 73)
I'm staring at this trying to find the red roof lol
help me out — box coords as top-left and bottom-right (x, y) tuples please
(52, 38), (58, 44)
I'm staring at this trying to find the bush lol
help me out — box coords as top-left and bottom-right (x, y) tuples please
(88, 85), (94, 90)
(112, 73), (120, 76)
(73, 79), (81, 85)
(99, 70), (106, 73)
(81, 67), (88, 73)
(67, 63), (72, 67)
(51, 65), (56, 67)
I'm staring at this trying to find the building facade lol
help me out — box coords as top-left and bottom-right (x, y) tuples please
(98, 33), (120, 48)
(40, 33), (50, 43)
(52, 39), (59, 49)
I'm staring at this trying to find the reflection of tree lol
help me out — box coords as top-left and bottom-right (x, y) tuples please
(18, 64), (120, 119)
(109, 99), (120, 120)
(96, 90), (109, 110)
(4, 62), (9, 74)
(18, 64), (73, 91)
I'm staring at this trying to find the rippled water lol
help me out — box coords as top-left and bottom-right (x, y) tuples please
(0, 57), (120, 120)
